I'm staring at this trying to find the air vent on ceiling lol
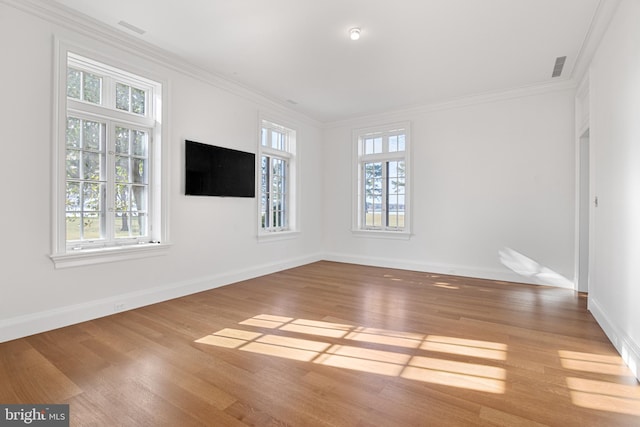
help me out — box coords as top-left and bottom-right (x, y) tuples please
(118, 20), (146, 35)
(552, 56), (567, 78)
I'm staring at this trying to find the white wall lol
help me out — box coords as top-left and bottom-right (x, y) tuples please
(0, 3), (324, 341)
(323, 89), (576, 287)
(587, 0), (640, 380)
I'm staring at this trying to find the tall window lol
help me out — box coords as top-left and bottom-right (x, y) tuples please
(55, 51), (163, 260)
(354, 122), (411, 234)
(259, 119), (296, 234)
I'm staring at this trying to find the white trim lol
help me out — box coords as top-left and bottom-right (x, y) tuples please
(1, 252), (323, 343)
(574, 74), (590, 293)
(571, 0), (622, 85)
(350, 230), (412, 240)
(327, 80), (577, 129)
(589, 297), (640, 382)
(258, 230), (301, 243)
(50, 243), (171, 269)
(323, 252), (561, 287)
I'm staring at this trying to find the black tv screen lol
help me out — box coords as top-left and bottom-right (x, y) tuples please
(185, 140), (255, 197)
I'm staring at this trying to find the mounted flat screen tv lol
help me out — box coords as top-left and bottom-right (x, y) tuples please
(185, 140), (255, 197)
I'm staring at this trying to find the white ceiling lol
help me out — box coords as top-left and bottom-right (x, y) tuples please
(52, 0), (601, 123)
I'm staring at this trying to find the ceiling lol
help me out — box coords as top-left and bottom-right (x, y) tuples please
(52, 0), (602, 123)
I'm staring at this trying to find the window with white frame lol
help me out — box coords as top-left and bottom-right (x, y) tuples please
(259, 119), (296, 234)
(354, 122), (410, 234)
(53, 51), (165, 263)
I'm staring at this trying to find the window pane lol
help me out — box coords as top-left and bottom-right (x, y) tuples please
(389, 135), (398, 152)
(116, 156), (129, 182)
(131, 87), (146, 115)
(132, 158), (147, 184)
(116, 83), (130, 111)
(272, 130), (285, 150)
(115, 127), (129, 154)
(132, 130), (147, 156)
(364, 162), (383, 227)
(82, 120), (102, 150)
(66, 213), (81, 241)
(66, 182), (80, 211)
(374, 137), (383, 153)
(67, 69), (81, 99)
(135, 213), (147, 236)
(66, 117), (81, 148)
(261, 128), (267, 146)
(116, 184), (129, 211)
(82, 152), (101, 180)
(82, 212), (101, 240)
(66, 150), (80, 179)
(131, 185), (147, 211)
(83, 72), (102, 104)
(364, 138), (373, 155)
(118, 212), (146, 237)
(398, 134), (405, 151)
(82, 182), (101, 211)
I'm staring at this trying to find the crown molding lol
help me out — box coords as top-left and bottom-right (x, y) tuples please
(571, 0), (621, 84)
(0, 0), (322, 128)
(324, 78), (577, 129)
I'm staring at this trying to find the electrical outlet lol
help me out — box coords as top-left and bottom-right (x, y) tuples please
(114, 303), (126, 312)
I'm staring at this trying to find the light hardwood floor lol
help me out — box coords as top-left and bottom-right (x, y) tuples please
(1, 261), (639, 426)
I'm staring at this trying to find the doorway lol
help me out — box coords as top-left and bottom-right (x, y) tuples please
(577, 129), (590, 293)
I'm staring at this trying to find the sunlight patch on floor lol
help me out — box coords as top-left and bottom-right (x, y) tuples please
(195, 314), (507, 394)
(402, 355), (506, 394)
(566, 377), (640, 416)
(558, 350), (633, 376)
(421, 336), (507, 361)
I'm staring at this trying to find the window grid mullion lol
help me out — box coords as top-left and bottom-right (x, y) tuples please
(105, 121), (116, 242)
(383, 161), (389, 229)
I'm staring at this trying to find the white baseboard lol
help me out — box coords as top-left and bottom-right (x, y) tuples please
(323, 252), (543, 286)
(589, 297), (640, 382)
(0, 253), (323, 343)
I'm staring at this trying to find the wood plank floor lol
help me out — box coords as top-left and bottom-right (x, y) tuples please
(1, 261), (639, 426)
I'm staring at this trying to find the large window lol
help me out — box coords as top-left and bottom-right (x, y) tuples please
(354, 122), (411, 235)
(259, 119), (296, 235)
(51, 49), (166, 266)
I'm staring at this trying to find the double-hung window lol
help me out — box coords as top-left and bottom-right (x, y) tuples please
(51, 50), (165, 267)
(354, 122), (411, 236)
(259, 119), (296, 235)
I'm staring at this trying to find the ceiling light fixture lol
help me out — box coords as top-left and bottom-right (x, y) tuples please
(349, 27), (361, 41)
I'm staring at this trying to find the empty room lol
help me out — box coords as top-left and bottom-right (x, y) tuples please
(1, 0), (639, 425)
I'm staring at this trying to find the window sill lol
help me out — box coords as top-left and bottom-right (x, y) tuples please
(351, 229), (412, 240)
(50, 242), (171, 269)
(258, 230), (300, 243)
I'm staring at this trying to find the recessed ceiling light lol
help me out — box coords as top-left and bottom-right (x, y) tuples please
(349, 27), (361, 41)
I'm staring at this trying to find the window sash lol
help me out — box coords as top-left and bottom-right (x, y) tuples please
(360, 160), (406, 230)
(261, 155), (288, 231)
(65, 114), (152, 249)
